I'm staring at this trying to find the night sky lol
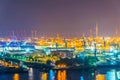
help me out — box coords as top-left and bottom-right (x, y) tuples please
(0, 0), (120, 37)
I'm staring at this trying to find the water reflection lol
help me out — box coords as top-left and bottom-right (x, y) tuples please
(117, 71), (120, 79)
(41, 72), (48, 80)
(57, 70), (66, 80)
(49, 70), (55, 80)
(96, 74), (105, 80)
(4, 68), (120, 80)
(106, 70), (116, 80)
(13, 73), (19, 80)
(80, 76), (84, 80)
(96, 69), (120, 80)
(28, 68), (34, 80)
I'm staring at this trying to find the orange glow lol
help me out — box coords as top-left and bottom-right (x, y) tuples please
(13, 73), (19, 80)
(57, 70), (66, 80)
(96, 74), (105, 80)
(57, 64), (66, 68)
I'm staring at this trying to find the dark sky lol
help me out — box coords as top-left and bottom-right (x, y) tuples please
(0, 0), (120, 37)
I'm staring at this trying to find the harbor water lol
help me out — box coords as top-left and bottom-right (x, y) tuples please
(0, 68), (120, 80)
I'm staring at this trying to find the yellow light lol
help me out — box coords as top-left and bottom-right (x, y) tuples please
(41, 73), (48, 80)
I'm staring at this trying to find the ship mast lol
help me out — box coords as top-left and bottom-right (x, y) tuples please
(115, 28), (118, 38)
(35, 30), (37, 38)
(82, 32), (86, 50)
(31, 30), (33, 39)
(12, 31), (17, 42)
(115, 28), (119, 51)
(90, 29), (93, 38)
(96, 23), (98, 38)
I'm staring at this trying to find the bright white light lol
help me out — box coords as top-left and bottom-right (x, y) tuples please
(110, 47), (114, 52)
(90, 46), (95, 51)
(26, 48), (30, 52)
(114, 50), (117, 53)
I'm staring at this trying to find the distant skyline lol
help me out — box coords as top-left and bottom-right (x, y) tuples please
(0, 0), (120, 37)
